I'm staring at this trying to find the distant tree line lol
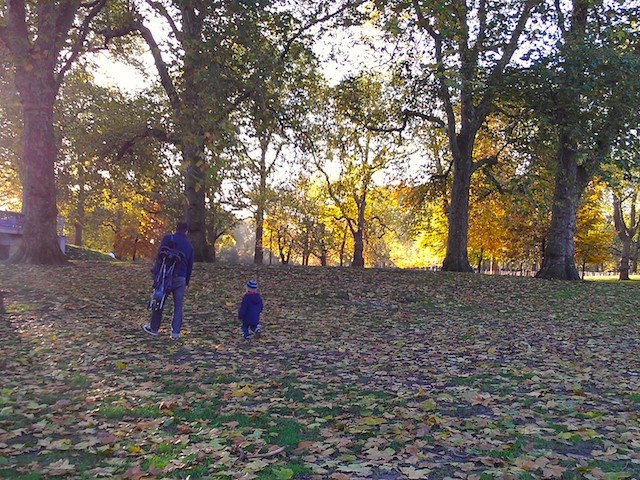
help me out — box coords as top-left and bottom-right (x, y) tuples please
(1, 0), (639, 280)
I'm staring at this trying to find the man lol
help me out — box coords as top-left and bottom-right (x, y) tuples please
(143, 222), (194, 340)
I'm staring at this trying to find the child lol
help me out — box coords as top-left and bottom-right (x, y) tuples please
(238, 279), (263, 339)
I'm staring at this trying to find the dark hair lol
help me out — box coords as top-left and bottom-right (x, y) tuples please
(176, 222), (189, 233)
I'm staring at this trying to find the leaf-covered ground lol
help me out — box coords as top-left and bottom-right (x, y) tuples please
(1, 262), (639, 480)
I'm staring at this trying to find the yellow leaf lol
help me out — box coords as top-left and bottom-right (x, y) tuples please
(361, 416), (386, 425)
(116, 361), (127, 370)
(421, 399), (437, 411)
(232, 385), (255, 397)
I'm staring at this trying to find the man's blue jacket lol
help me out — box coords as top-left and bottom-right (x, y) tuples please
(159, 232), (194, 286)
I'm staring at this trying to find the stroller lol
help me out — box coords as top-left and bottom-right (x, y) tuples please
(147, 242), (185, 311)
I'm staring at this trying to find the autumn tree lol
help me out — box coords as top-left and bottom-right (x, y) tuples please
(574, 182), (615, 279)
(528, 0), (640, 280)
(0, 0), (136, 264)
(612, 189), (640, 280)
(265, 176), (333, 266)
(372, 0), (544, 272)
(123, 1), (365, 262)
(606, 138), (640, 280)
(313, 75), (407, 267)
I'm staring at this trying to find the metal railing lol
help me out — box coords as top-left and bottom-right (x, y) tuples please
(0, 211), (65, 236)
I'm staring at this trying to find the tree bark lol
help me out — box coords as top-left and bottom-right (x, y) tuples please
(182, 8), (210, 262)
(618, 238), (631, 281)
(253, 137), (270, 265)
(185, 157), (210, 262)
(442, 148), (474, 272)
(612, 192), (637, 281)
(352, 230), (365, 267)
(535, 139), (585, 280)
(9, 72), (66, 264)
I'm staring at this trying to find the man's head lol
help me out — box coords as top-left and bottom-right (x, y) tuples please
(176, 222), (189, 234)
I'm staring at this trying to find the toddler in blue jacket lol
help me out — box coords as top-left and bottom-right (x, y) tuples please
(238, 279), (263, 339)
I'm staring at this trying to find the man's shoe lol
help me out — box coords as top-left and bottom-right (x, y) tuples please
(171, 332), (180, 340)
(143, 325), (159, 336)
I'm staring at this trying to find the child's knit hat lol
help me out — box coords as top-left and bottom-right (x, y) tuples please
(246, 279), (258, 291)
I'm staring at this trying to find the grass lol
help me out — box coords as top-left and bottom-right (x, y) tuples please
(1, 262), (640, 479)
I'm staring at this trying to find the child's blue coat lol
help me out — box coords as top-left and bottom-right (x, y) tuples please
(238, 292), (263, 326)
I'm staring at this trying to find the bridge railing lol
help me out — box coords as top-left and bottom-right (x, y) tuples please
(0, 211), (64, 235)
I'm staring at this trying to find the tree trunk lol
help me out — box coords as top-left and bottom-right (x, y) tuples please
(352, 230), (364, 267)
(182, 29), (210, 262)
(619, 237), (631, 281)
(442, 150), (474, 272)
(74, 173), (86, 246)
(476, 247), (484, 273)
(536, 140), (584, 280)
(253, 138), (269, 265)
(9, 73), (66, 264)
(185, 157), (210, 262)
(340, 227), (347, 266)
(612, 191), (638, 281)
(254, 217), (264, 265)
(74, 222), (83, 246)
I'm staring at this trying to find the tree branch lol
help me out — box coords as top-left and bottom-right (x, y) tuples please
(114, 126), (175, 160)
(280, 0), (367, 62)
(404, 109), (447, 129)
(56, 0), (108, 88)
(412, 0), (458, 158)
(136, 21), (182, 115)
(472, 154), (498, 174)
(476, 0), (539, 119)
(145, 0), (181, 41)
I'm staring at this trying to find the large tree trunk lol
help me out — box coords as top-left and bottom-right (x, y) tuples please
(182, 9), (211, 263)
(9, 72), (66, 264)
(442, 150), (474, 272)
(185, 156), (210, 262)
(536, 140), (586, 280)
